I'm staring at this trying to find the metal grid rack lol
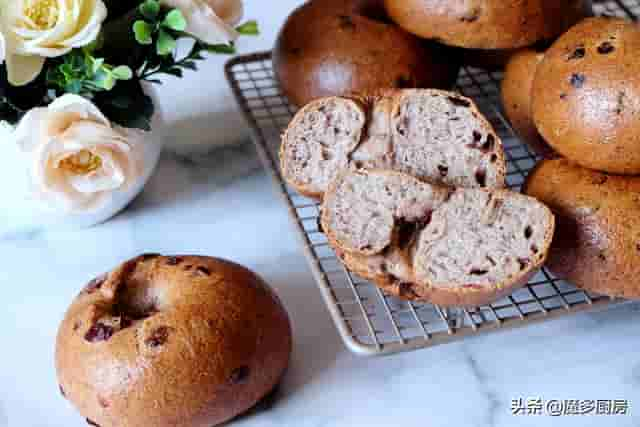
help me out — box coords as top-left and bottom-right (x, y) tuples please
(225, 0), (636, 356)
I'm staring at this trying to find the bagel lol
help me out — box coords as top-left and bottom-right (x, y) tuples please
(273, 0), (460, 107)
(55, 255), (292, 427)
(383, 0), (591, 50)
(501, 48), (556, 158)
(532, 17), (640, 174)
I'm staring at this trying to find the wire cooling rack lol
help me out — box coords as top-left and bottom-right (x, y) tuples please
(225, 0), (635, 356)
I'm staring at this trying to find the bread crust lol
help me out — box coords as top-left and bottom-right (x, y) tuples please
(502, 48), (556, 158)
(55, 255), (292, 427)
(384, 0), (588, 49)
(273, 0), (459, 107)
(531, 17), (640, 174)
(280, 89), (506, 199)
(383, 0), (590, 49)
(323, 169), (555, 307)
(524, 159), (640, 299)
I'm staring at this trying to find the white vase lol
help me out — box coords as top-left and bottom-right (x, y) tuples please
(0, 111), (163, 233)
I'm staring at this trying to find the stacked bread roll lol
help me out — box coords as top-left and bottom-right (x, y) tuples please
(500, 17), (640, 299)
(383, 0), (592, 69)
(273, 0), (460, 106)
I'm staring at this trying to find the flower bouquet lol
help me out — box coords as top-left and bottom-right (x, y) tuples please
(0, 0), (257, 229)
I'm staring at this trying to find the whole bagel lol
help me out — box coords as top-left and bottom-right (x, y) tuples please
(501, 48), (555, 158)
(532, 17), (640, 174)
(383, 0), (590, 49)
(55, 255), (292, 427)
(273, 0), (459, 107)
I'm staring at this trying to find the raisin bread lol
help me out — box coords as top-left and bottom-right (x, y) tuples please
(322, 169), (555, 307)
(280, 89), (506, 198)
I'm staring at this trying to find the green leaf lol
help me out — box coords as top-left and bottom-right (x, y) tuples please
(163, 9), (187, 31)
(181, 60), (197, 71)
(112, 66), (133, 80)
(65, 80), (82, 94)
(156, 29), (176, 56)
(69, 54), (85, 71)
(92, 57), (105, 74)
(139, 0), (160, 20)
(204, 43), (236, 54)
(235, 20), (259, 35)
(94, 69), (116, 90)
(164, 67), (183, 78)
(133, 20), (154, 45)
(60, 63), (74, 79)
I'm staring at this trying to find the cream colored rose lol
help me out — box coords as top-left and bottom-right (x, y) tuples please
(0, 0), (107, 86)
(14, 94), (146, 212)
(161, 0), (243, 45)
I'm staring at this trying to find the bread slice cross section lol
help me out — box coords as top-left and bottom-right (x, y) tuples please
(321, 169), (555, 307)
(280, 89), (506, 198)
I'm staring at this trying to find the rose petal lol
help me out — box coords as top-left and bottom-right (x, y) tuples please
(20, 0), (73, 50)
(206, 0), (243, 26)
(63, 0), (107, 47)
(48, 94), (110, 126)
(14, 107), (50, 152)
(30, 138), (95, 211)
(59, 121), (129, 149)
(5, 52), (45, 86)
(66, 162), (126, 194)
(162, 0), (239, 44)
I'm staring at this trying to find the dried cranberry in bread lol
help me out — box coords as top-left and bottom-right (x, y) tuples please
(532, 17), (640, 174)
(383, 0), (590, 49)
(322, 169), (555, 307)
(524, 159), (640, 299)
(55, 255), (292, 427)
(280, 89), (506, 199)
(501, 48), (556, 158)
(273, 0), (459, 107)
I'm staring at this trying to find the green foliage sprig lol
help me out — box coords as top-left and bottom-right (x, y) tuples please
(131, 0), (259, 82)
(46, 48), (133, 98)
(0, 0), (259, 130)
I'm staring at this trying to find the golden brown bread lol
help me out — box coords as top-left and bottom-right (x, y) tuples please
(531, 17), (640, 174)
(273, 0), (459, 107)
(383, 0), (590, 49)
(55, 255), (292, 427)
(524, 159), (640, 299)
(501, 48), (556, 158)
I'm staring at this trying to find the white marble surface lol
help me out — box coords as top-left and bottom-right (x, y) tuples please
(2, 1), (640, 427)
(3, 141), (640, 427)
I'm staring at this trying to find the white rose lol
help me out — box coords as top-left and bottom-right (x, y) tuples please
(0, 0), (107, 86)
(161, 0), (243, 45)
(14, 94), (147, 213)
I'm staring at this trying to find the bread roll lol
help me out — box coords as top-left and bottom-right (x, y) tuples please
(280, 89), (506, 199)
(273, 0), (459, 107)
(56, 255), (292, 427)
(501, 48), (556, 158)
(383, 0), (590, 49)
(322, 169), (555, 307)
(524, 159), (640, 299)
(532, 17), (640, 174)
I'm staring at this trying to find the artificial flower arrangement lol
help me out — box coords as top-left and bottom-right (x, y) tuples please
(0, 0), (256, 228)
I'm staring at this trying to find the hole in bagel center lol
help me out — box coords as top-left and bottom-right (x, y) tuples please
(111, 278), (161, 321)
